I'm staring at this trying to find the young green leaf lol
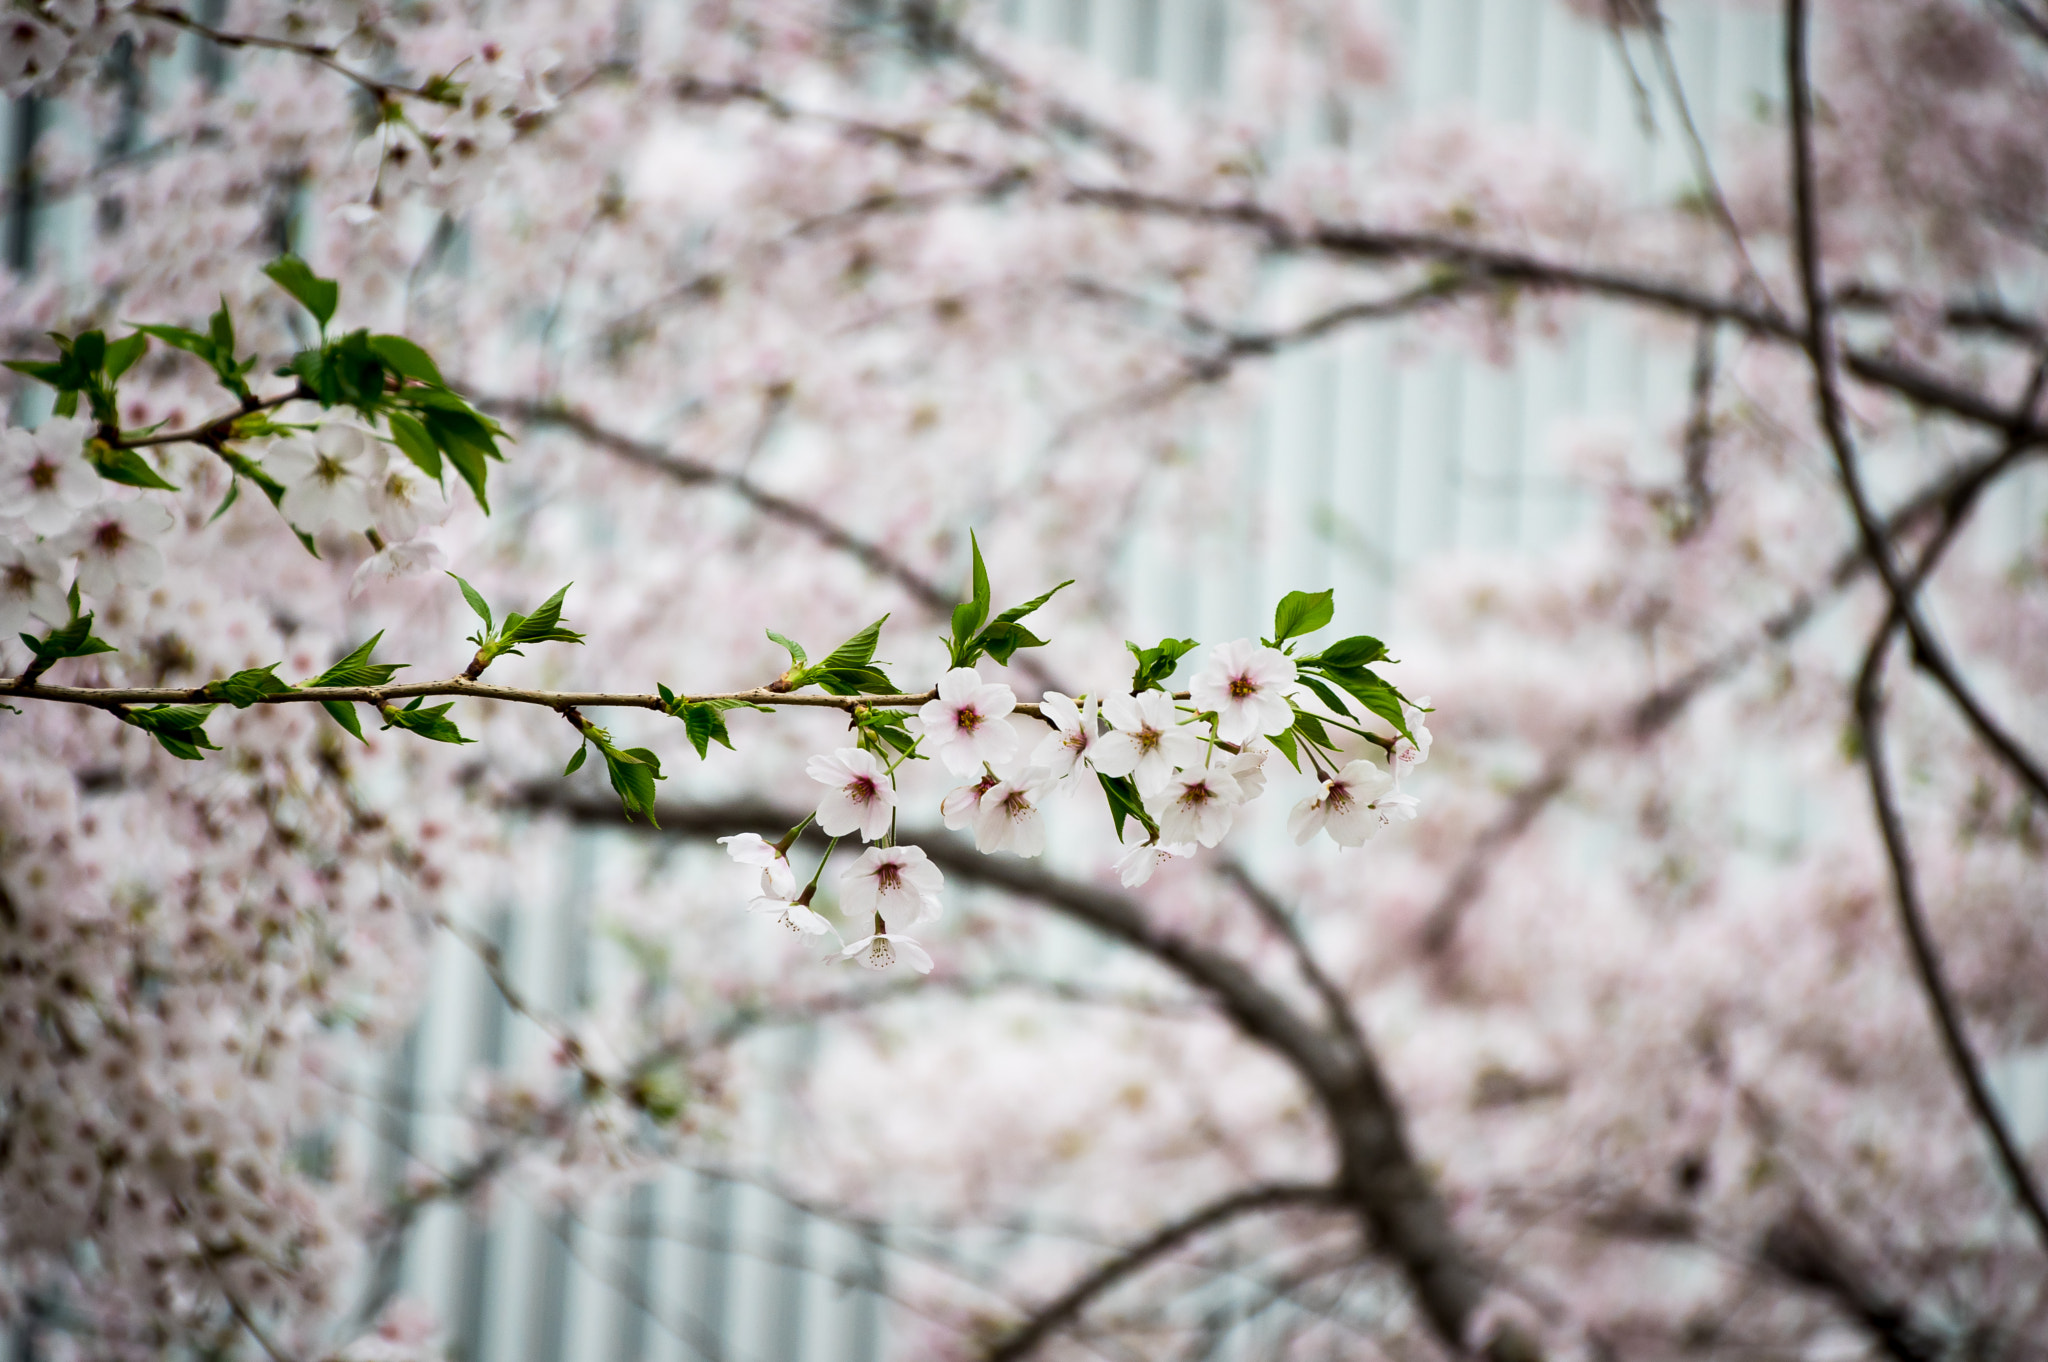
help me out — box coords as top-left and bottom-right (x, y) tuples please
(124, 704), (220, 761)
(564, 743), (589, 776)
(104, 332), (148, 381)
(386, 411), (443, 481)
(504, 583), (582, 646)
(604, 746), (665, 824)
(321, 700), (367, 744)
(264, 255), (340, 329)
(203, 664), (294, 709)
(1126, 637), (1199, 694)
(766, 630), (808, 670)
(84, 443), (179, 492)
(1096, 772), (1155, 842)
(1306, 634), (1388, 668)
(309, 633), (407, 689)
(367, 334), (444, 385)
(448, 573), (493, 635)
(1307, 664), (1413, 742)
(1271, 589), (1335, 646)
(381, 697), (473, 745)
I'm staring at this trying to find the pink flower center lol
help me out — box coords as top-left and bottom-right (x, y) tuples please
(1228, 673), (1259, 699)
(1001, 788), (1031, 816)
(874, 862), (903, 891)
(953, 705), (982, 733)
(4, 563), (33, 594)
(1133, 725), (1160, 754)
(867, 937), (897, 967)
(845, 775), (879, 804)
(1178, 780), (1216, 808)
(92, 521), (128, 554)
(27, 458), (57, 492)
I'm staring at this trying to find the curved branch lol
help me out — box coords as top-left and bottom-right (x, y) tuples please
(0, 676), (969, 714)
(512, 788), (1519, 1359)
(131, 4), (454, 106)
(982, 1182), (1343, 1362)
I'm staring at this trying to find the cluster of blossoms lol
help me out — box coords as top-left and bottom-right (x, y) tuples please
(722, 612), (1433, 974)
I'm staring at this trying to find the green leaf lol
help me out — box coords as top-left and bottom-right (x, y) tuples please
(134, 324), (214, 364)
(972, 620), (1046, 666)
(1306, 634), (1387, 668)
(309, 632), (406, 689)
(21, 613), (119, 666)
(218, 449), (288, 508)
(814, 614), (887, 673)
(1272, 589), (1335, 645)
(85, 443), (178, 491)
(1310, 664), (1413, 742)
(3, 358), (73, 385)
(386, 410), (442, 481)
(1096, 772), (1154, 842)
(104, 332), (148, 381)
(207, 298), (236, 360)
(1126, 637), (1199, 694)
(564, 743), (588, 776)
(381, 697), (472, 745)
(605, 746), (665, 824)
(203, 664), (293, 708)
(448, 573), (492, 634)
(1269, 724), (1301, 771)
(505, 583), (583, 646)
(947, 531), (992, 663)
(208, 476), (242, 523)
(1291, 709), (1334, 749)
(264, 255), (340, 328)
(679, 701), (736, 759)
(990, 579), (1073, 628)
(1295, 672), (1352, 721)
(809, 665), (897, 697)
(71, 330), (105, 375)
(367, 335), (444, 385)
(321, 699), (367, 744)
(436, 428), (491, 513)
(766, 630), (807, 669)
(52, 390), (78, 418)
(125, 703), (220, 760)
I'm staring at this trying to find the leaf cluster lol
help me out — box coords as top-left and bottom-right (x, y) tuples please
(136, 297), (260, 404)
(307, 632), (408, 743)
(266, 257), (509, 512)
(452, 576), (585, 673)
(766, 615), (898, 695)
(656, 685), (766, 759)
(122, 704), (221, 761)
(1253, 589), (1420, 770)
(17, 587), (118, 685)
(563, 717), (665, 824)
(380, 696), (473, 745)
(4, 326), (150, 426)
(944, 532), (1070, 669)
(1126, 636), (1197, 694)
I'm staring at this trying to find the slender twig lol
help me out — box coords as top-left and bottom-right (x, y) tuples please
(1787, 0), (2048, 1253)
(0, 676), (972, 714)
(131, 4), (453, 107)
(1215, 858), (1371, 1064)
(982, 1182), (1343, 1362)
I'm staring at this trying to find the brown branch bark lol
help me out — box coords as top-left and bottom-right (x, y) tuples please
(511, 788), (1531, 1361)
(1787, 0), (2048, 1254)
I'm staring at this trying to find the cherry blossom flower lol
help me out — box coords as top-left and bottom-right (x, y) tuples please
(806, 748), (895, 841)
(0, 537), (67, 634)
(1146, 766), (1243, 847)
(718, 832), (798, 900)
(1032, 691), (1100, 782)
(1093, 690), (1205, 795)
(1114, 828), (1196, 887)
(839, 844), (945, 925)
(1373, 788), (1420, 830)
(367, 458), (448, 543)
(0, 417), (99, 534)
(349, 539), (446, 598)
(837, 932), (934, 973)
(1286, 760), (1395, 848)
(267, 425), (387, 534)
(1189, 639), (1298, 744)
(915, 666), (1019, 775)
(941, 771), (1002, 830)
(749, 882), (830, 935)
(1390, 695), (1434, 781)
(974, 767), (1051, 856)
(1227, 744), (1270, 801)
(54, 500), (173, 597)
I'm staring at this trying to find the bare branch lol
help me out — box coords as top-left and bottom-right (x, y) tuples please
(131, 4), (455, 107)
(1788, 0), (2048, 1252)
(982, 1183), (1344, 1362)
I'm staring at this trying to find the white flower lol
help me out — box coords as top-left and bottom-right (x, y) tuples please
(1113, 828), (1196, 887)
(718, 832), (797, 900)
(1092, 690), (1205, 795)
(367, 456), (447, 542)
(838, 844), (945, 926)
(0, 536), (67, 634)
(974, 767), (1050, 857)
(806, 748), (895, 842)
(1146, 766), (1243, 848)
(1390, 696), (1434, 782)
(1189, 639), (1297, 744)
(55, 500), (173, 598)
(348, 538), (445, 598)
(941, 772), (1001, 830)
(748, 882), (830, 935)
(837, 932), (934, 973)
(268, 425), (387, 533)
(0, 418), (98, 534)
(1286, 760), (1395, 848)
(1226, 744), (1270, 801)
(1373, 788), (1420, 829)
(1032, 691), (1100, 782)
(915, 666), (1019, 775)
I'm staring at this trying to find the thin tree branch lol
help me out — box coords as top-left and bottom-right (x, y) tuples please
(1215, 857), (1372, 1066)
(513, 789), (1522, 1359)
(1789, 0), (2048, 1252)
(0, 676), (984, 715)
(981, 1183), (1343, 1362)
(131, 4), (456, 107)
